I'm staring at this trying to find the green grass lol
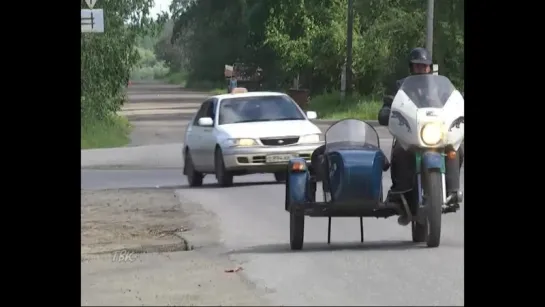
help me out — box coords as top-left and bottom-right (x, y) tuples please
(81, 115), (132, 149)
(165, 72), (188, 87)
(309, 91), (382, 120)
(209, 88), (227, 95)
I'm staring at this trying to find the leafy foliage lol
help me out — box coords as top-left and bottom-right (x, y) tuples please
(157, 0), (464, 95)
(80, 0), (159, 123)
(130, 47), (170, 80)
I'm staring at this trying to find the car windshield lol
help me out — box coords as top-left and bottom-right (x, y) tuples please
(325, 119), (380, 150)
(218, 95), (305, 125)
(399, 74), (456, 108)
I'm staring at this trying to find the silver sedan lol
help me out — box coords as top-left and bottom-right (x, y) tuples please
(183, 91), (323, 187)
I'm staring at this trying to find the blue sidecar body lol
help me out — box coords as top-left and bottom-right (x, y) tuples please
(327, 146), (384, 205)
(285, 119), (397, 218)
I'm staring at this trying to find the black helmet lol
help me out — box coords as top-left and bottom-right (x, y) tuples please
(408, 48), (432, 66)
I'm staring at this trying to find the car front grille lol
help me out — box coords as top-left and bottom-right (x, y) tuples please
(260, 137), (299, 146)
(252, 156), (266, 163)
(298, 153), (311, 160)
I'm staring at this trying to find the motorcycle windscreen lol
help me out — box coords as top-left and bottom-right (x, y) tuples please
(325, 119), (380, 151)
(398, 74), (456, 108)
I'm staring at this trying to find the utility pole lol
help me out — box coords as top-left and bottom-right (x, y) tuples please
(345, 0), (354, 97)
(425, 0), (435, 58)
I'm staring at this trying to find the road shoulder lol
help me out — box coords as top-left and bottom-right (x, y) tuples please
(81, 188), (269, 306)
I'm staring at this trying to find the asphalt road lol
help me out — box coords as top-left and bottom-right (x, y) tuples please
(82, 82), (464, 306)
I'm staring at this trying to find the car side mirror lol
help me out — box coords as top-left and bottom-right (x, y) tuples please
(306, 111), (317, 120)
(198, 117), (214, 126)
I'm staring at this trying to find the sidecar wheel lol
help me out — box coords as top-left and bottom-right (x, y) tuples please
(424, 170), (443, 248)
(274, 171), (287, 182)
(290, 209), (305, 250)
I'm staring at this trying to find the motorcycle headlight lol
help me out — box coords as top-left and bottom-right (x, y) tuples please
(420, 123), (443, 145)
(299, 134), (321, 143)
(224, 138), (258, 147)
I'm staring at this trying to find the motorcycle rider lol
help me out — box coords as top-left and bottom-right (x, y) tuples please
(378, 47), (464, 207)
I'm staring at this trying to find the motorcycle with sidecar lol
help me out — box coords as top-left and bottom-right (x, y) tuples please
(285, 119), (391, 250)
(284, 74), (464, 250)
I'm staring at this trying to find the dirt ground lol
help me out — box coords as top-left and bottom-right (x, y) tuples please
(81, 189), (189, 258)
(81, 189), (268, 306)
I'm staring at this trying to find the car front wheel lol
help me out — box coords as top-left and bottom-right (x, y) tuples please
(214, 148), (234, 187)
(185, 150), (203, 187)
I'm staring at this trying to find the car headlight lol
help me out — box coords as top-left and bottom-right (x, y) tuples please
(299, 134), (321, 143)
(420, 122), (443, 145)
(224, 138), (258, 147)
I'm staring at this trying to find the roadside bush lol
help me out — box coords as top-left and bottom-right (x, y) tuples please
(130, 47), (170, 80)
(165, 71), (188, 85)
(131, 65), (169, 80)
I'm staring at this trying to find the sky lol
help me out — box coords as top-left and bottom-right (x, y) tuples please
(150, 0), (171, 17)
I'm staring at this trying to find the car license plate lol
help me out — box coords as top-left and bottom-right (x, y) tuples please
(266, 154), (292, 163)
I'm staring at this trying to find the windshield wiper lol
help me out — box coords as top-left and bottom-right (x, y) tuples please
(272, 117), (305, 121)
(231, 119), (271, 123)
(230, 117), (304, 124)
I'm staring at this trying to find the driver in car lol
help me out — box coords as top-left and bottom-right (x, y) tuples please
(377, 47), (464, 207)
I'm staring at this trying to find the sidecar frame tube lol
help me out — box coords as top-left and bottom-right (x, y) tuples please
(288, 200), (398, 218)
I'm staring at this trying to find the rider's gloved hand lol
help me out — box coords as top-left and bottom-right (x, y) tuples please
(382, 156), (391, 171)
(378, 106), (391, 126)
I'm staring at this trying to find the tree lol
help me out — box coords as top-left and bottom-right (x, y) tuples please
(81, 0), (156, 123)
(163, 0), (464, 95)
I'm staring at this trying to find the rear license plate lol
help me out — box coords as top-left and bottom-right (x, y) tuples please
(266, 154), (292, 163)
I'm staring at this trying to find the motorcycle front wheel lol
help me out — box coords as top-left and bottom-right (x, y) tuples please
(423, 170), (443, 248)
